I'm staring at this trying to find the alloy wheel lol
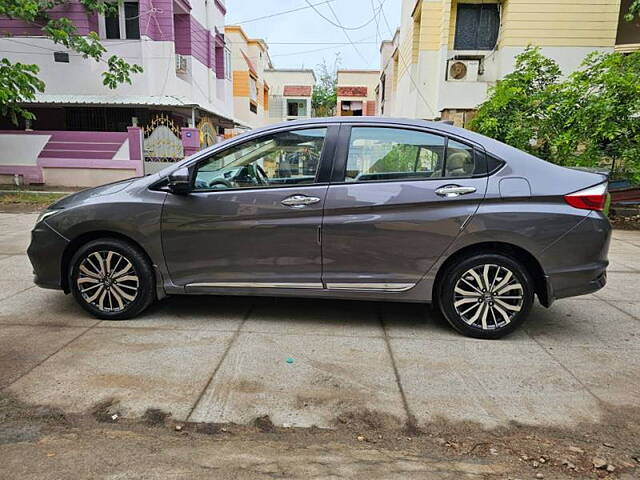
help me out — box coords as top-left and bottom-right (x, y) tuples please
(453, 264), (524, 330)
(76, 250), (139, 313)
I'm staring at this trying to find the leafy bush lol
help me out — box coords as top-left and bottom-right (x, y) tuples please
(471, 47), (640, 183)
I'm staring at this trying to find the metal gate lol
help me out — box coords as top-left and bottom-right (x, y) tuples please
(142, 114), (184, 174)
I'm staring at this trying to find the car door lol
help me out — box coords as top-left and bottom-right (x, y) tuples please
(162, 125), (338, 290)
(321, 124), (488, 291)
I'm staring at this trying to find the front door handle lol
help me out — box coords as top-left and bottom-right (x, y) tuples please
(281, 194), (321, 208)
(435, 185), (477, 198)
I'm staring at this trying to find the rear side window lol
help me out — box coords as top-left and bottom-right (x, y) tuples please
(343, 126), (488, 182)
(445, 139), (479, 177)
(345, 127), (446, 182)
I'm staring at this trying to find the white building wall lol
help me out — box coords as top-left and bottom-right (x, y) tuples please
(0, 4), (234, 122)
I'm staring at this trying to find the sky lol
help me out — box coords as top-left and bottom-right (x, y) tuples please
(225, 0), (402, 72)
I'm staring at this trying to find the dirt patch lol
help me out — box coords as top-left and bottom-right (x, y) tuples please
(335, 407), (402, 432)
(90, 399), (120, 423)
(193, 422), (223, 435)
(253, 414), (276, 433)
(141, 408), (170, 427)
(1, 392), (639, 479)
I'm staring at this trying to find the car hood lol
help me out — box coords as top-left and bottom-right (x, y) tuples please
(49, 178), (137, 209)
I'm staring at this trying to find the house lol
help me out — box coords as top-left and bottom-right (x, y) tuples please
(336, 70), (379, 117)
(263, 69), (316, 124)
(379, 0), (625, 126)
(0, 0), (239, 185)
(378, 29), (400, 117)
(224, 25), (272, 131)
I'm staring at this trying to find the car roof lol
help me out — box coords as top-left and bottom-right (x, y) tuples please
(252, 116), (496, 150)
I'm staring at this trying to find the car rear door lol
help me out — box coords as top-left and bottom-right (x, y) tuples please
(321, 124), (488, 292)
(161, 125), (338, 290)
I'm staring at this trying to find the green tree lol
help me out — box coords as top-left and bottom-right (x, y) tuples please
(371, 144), (419, 173)
(471, 48), (640, 183)
(0, 0), (143, 124)
(552, 52), (640, 181)
(312, 55), (339, 117)
(626, 0), (640, 21)
(470, 46), (561, 158)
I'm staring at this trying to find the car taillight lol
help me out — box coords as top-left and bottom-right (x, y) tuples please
(564, 183), (607, 211)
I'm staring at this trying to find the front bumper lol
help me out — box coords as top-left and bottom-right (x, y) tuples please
(27, 221), (68, 290)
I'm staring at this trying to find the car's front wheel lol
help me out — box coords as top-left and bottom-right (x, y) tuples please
(438, 253), (534, 339)
(69, 238), (155, 320)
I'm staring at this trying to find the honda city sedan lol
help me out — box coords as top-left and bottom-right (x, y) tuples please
(28, 117), (611, 338)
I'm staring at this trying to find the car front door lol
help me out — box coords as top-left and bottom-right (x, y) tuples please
(161, 125), (337, 290)
(321, 125), (488, 291)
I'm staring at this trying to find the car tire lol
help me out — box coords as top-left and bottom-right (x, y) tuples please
(69, 238), (155, 320)
(438, 253), (534, 339)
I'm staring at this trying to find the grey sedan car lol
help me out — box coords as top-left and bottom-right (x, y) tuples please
(28, 118), (611, 339)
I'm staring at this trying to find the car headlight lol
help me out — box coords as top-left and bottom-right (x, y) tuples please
(36, 209), (62, 225)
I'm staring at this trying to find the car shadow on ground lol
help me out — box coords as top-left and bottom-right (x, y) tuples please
(138, 294), (467, 338)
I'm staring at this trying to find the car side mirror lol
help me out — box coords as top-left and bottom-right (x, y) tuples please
(167, 167), (192, 194)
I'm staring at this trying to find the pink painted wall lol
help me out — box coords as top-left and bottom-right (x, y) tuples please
(0, 1), (98, 36)
(190, 17), (210, 67)
(139, 0), (175, 41)
(0, 129), (144, 184)
(174, 14), (215, 69)
(173, 14), (191, 55)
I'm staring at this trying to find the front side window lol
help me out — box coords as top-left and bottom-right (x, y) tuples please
(454, 3), (499, 50)
(193, 128), (326, 191)
(345, 127), (446, 182)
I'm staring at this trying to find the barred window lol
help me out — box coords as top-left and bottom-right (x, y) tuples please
(454, 3), (499, 50)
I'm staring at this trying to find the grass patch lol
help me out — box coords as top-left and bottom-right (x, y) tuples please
(0, 192), (67, 207)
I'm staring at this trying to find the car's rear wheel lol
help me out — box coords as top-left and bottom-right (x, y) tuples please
(438, 253), (534, 339)
(69, 238), (155, 320)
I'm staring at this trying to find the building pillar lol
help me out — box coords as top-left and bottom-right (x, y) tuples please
(181, 127), (201, 157)
(127, 126), (144, 176)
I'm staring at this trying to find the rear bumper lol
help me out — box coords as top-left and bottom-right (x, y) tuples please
(544, 263), (607, 304)
(27, 221), (68, 290)
(540, 211), (611, 304)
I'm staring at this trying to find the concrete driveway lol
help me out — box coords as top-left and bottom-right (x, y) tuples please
(1, 212), (639, 429)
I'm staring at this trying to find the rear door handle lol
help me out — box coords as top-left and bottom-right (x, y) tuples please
(281, 194), (321, 208)
(435, 185), (477, 197)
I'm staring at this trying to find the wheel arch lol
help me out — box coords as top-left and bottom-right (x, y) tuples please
(60, 230), (156, 293)
(432, 241), (550, 307)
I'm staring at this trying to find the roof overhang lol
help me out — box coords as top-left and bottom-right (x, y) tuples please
(21, 94), (252, 129)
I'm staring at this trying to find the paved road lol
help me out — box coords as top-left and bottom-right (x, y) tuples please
(1, 212), (639, 429)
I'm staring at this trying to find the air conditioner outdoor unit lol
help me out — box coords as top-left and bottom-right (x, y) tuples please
(447, 59), (479, 82)
(175, 54), (188, 74)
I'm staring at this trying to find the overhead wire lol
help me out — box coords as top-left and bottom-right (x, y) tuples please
(230, 0), (337, 25)
(304, 0), (386, 31)
(324, 1), (374, 66)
